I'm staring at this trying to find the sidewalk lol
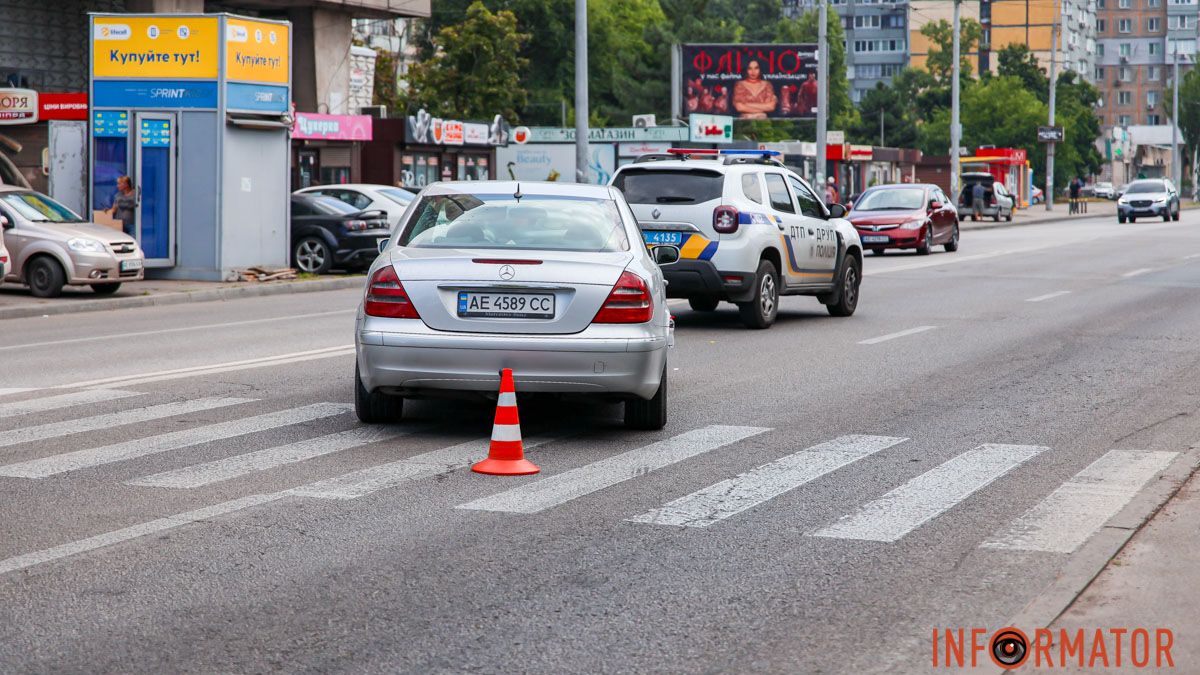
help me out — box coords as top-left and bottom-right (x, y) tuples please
(0, 274), (365, 320)
(960, 199), (1117, 231)
(1052, 469), (1200, 671)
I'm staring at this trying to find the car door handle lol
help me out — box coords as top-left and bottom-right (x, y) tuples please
(808, 229), (815, 235)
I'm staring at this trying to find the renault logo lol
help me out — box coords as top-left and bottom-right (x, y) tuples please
(498, 265), (516, 280)
(651, 208), (661, 219)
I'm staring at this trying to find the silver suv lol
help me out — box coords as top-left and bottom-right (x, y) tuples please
(0, 187), (144, 297)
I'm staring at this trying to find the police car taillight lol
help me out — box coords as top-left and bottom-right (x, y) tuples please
(364, 265), (420, 319)
(713, 205), (739, 234)
(593, 271), (652, 324)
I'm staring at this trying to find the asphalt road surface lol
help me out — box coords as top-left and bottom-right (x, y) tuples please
(2, 211), (1199, 673)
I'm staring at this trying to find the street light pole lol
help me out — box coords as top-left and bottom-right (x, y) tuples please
(816, 0), (829, 198)
(574, 0), (589, 183)
(1045, 6), (1059, 211)
(880, 108), (885, 146)
(1172, 45), (1181, 191)
(950, 0), (961, 201)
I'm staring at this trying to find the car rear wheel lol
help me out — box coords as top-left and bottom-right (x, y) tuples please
(737, 259), (779, 329)
(355, 362), (403, 424)
(294, 237), (332, 274)
(1005, 208), (1013, 222)
(27, 256), (65, 298)
(1173, 207), (1181, 221)
(993, 211), (1001, 222)
(944, 224), (960, 252)
(625, 368), (667, 430)
(824, 254), (861, 317)
(688, 296), (720, 312)
(91, 283), (121, 295)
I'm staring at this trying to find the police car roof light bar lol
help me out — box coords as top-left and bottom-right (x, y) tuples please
(666, 148), (718, 154)
(718, 149), (782, 157)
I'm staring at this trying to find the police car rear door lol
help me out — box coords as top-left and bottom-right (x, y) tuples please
(788, 175), (838, 280)
(762, 172), (814, 285)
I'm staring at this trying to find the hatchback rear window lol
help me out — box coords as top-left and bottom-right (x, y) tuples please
(398, 194), (629, 252)
(612, 168), (724, 204)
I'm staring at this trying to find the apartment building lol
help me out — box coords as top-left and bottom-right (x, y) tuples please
(986, 0), (1097, 78)
(1096, 0), (1200, 130)
(785, 0), (912, 103)
(909, 0), (983, 73)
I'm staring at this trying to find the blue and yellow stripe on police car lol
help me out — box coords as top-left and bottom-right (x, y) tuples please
(645, 233), (718, 260)
(779, 234), (835, 279)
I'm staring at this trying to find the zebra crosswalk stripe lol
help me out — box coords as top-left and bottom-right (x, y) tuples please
(126, 425), (429, 489)
(0, 389), (143, 419)
(0, 402), (351, 478)
(980, 449), (1179, 553)
(456, 425), (771, 515)
(289, 435), (560, 500)
(628, 435), (908, 528)
(811, 444), (1048, 542)
(0, 397), (255, 451)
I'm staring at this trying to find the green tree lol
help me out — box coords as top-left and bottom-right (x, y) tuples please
(849, 82), (919, 148)
(1052, 71), (1104, 184)
(996, 43), (1048, 99)
(1166, 68), (1200, 196)
(919, 18), (984, 83)
(403, 2), (531, 120)
(919, 76), (1045, 161)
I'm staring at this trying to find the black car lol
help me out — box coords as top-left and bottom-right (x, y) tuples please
(290, 193), (390, 274)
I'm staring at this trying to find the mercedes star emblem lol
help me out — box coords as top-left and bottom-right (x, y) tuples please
(652, 208), (661, 219)
(498, 265), (516, 280)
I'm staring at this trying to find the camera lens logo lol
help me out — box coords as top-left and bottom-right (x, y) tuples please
(990, 627), (1029, 669)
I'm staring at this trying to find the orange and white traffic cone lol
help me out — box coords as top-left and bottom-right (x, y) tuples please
(471, 368), (540, 475)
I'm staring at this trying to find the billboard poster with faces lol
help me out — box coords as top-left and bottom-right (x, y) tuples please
(681, 44), (819, 120)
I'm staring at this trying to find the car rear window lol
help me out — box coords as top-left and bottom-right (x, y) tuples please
(398, 194), (630, 252)
(612, 168), (724, 204)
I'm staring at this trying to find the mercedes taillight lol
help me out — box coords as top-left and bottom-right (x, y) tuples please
(364, 265), (420, 319)
(593, 270), (653, 323)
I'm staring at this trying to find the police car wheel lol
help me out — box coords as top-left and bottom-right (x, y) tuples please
(738, 259), (779, 329)
(688, 296), (720, 312)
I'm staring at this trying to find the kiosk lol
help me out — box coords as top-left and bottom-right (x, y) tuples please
(89, 13), (292, 280)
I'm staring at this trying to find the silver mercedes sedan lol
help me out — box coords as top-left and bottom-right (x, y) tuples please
(354, 181), (678, 430)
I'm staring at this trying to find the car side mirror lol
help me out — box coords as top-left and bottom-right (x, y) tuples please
(929, 200), (942, 210)
(652, 245), (680, 266)
(377, 238), (389, 254)
(827, 203), (847, 219)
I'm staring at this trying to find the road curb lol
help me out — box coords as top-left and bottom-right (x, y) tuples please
(0, 275), (366, 321)
(971, 445), (1200, 674)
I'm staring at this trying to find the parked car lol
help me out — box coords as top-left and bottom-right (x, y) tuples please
(1117, 178), (1180, 223)
(847, 184), (960, 256)
(290, 194), (390, 274)
(294, 183), (414, 229)
(608, 148), (863, 329)
(357, 181), (675, 430)
(1116, 183), (1130, 200)
(0, 186), (144, 297)
(957, 172), (1015, 222)
(1093, 182), (1115, 200)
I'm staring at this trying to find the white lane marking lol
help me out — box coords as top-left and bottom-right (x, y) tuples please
(457, 425), (771, 514)
(0, 493), (284, 576)
(811, 444), (1048, 542)
(0, 388), (35, 397)
(858, 326), (937, 345)
(1121, 268), (1153, 278)
(50, 345), (354, 390)
(1025, 291), (1072, 303)
(0, 310), (354, 353)
(0, 389), (143, 419)
(980, 449), (1178, 553)
(628, 435), (907, 528)
(1184, 253), (1200, 260)
(0, 402), (351, 478)
(127, 425), (427, 489)
(0, 397), (254, 450)
(290, 435), (560, 500)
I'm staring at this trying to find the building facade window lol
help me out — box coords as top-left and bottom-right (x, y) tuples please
(1150, 42), (1160, 56)
(1119, 91), (1133, 105)
(1120, 65), (1133, 81)
(1147, 18), (1162, 32)
(1149, 66), (1161, 80)
(1096, 65), (1106, 80)
(1118, 114), (1132, 125)
(854, 15), (880, 29)
(1118, 18), (1133, 33)
(1120, 43), (1133, 56)
(1148, 114), (1162, 124)
(1097, 18), (1107, 33)
(1118, 0), (1131, 7)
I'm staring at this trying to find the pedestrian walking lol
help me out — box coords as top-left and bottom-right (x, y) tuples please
(971, 181), (985, 220)
(110, 175), (136, 237)
(825, 176), (839, 205)
(1069, 177), (1082, 214)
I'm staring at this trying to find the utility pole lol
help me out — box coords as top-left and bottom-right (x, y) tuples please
(950, 0), (961, 201)
(1172, 44), (1181, 191)
(574, 0), (589, 183)
(816, 0), (829, 198)
(1045, 6), (1059, 211)
(879, 109), (885, 146)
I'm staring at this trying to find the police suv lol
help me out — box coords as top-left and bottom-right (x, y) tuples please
(610, 149), (863, 329)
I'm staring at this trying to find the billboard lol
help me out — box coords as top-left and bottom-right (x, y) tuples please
(92, 16), (220, 79)
(225, 17), (290, 84)
(495, 143), (616, 185)
(681, 44), (819, 119)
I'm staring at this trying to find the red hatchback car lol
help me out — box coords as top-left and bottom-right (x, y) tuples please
(847, 184), (960, 256)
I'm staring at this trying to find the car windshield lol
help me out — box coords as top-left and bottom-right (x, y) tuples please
(399, 194), (630, 252)
(309, 196), (361, 215)
(852, 188), (926, 211)
(0, 192), (86, 223)
(1126, 181), (1166, 194)
(612, 168), (724, 204)
(378, 187), (414, 206)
